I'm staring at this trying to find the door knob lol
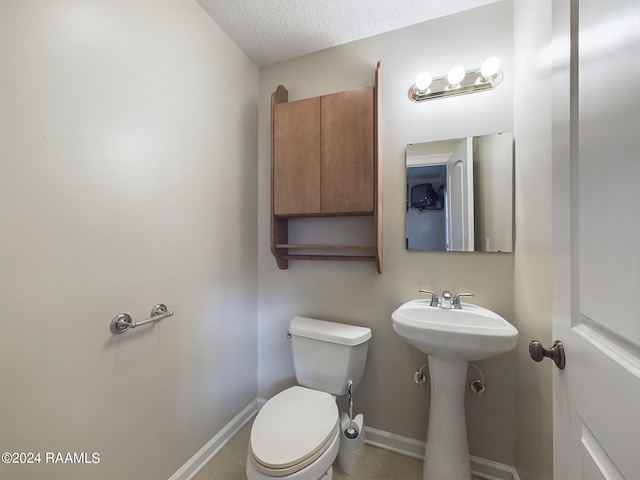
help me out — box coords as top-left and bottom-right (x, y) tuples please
(529, 340), (566, 370)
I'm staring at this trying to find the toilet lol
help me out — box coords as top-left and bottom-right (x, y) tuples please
(246, 316), (372, 480)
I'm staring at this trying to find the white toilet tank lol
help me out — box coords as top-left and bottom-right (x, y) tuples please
(289, 316), (372, 396)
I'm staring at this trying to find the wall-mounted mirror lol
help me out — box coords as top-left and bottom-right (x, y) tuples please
(406, 132), (513, 252)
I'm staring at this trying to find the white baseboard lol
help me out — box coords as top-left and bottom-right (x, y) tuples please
(168, 399), (259, 480)
(364, 426), (520, 480)
(364, 425), (426, 459)
(169, 398), (519, 480)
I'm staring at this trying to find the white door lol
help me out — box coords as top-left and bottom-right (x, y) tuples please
(446, 137), (474, 251)
(552, 0), (640, 478)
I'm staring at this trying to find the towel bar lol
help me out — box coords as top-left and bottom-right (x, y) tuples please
(110, 304), (173, 334)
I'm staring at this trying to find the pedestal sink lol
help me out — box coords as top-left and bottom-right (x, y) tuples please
(391, 298), (518, 480)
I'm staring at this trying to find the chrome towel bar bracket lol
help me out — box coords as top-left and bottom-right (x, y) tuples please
(110, 304), (173, 334)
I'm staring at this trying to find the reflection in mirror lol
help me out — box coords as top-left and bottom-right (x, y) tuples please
(406, 132), (513, 252)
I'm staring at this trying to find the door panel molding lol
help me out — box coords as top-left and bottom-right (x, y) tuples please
(580, 423), (625, 480)
(574, 317), (640, 378)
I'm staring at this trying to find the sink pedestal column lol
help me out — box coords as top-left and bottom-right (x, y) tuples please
(423, 355), (471, 480)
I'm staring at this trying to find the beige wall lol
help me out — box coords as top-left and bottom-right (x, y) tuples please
(513, 0), (554, 478)
(258, 1), (519, 466)
(0, 1), (258, 479)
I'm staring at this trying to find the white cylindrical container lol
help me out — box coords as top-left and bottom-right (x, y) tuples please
(338, 412), (365, 475)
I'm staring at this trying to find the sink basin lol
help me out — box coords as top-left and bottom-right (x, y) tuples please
(391, 299), (518, 361)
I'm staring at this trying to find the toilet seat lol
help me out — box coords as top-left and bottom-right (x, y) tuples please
(250, 386), (339, 477)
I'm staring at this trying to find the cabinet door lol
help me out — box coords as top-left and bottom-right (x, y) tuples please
(273, 97), (321, 215)
(320, 86), (374, 214)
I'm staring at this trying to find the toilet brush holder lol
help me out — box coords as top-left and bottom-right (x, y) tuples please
(338, 412), (365, 475)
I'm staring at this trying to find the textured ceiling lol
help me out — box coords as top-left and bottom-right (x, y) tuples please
(194, 0), (500, 66)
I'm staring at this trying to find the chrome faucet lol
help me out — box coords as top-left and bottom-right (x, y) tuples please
(419, 290), (474, 309)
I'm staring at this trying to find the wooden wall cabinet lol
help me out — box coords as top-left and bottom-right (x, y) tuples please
(270, 62), (382, 273)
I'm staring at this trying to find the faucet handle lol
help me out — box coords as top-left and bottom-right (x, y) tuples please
(452, 292), (474, 309)
(419, 290), (439, 307)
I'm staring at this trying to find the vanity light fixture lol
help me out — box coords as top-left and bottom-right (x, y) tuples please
(408, 57), (504, 102)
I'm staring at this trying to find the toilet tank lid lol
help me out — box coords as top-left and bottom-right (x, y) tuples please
(290, 317), (372, 346)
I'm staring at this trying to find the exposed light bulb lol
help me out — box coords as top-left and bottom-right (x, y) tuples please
(480, 57), (501, 79)
(447, 66), (466, 87)
(415, 72), (432, 93)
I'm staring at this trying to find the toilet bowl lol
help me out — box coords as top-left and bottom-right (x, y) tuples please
(246, 317), (371, 480)
(247, 387), (340, 480)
